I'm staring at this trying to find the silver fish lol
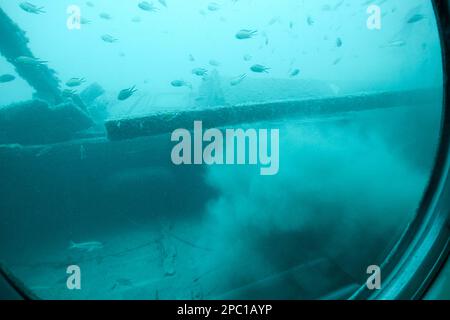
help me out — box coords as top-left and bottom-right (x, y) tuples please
(192, 67), (208, 77)
(250, 64), (270, 73)
(66, 77), (86, 87)
(69, 241), (104, 252)
(230, 73), (246, 86)
(243, 54), (252, 61)
(0, 74), (16, 83)
(407, 14), (425, 24)
(101, 34), (117, 43)
(99, 12), (111, 20)
(19, 2), (45, 14)
(208, 2), (220, 11)
(209, 59), (220, 67)
(290, 69), (300, 77)
(171, 80), (191, 88)
(138, 1), (158, 12)
(15, 56), (47, 67)
(236, 29), (258, 40)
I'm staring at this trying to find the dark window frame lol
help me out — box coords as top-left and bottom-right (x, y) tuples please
(352, 0), (450, 300)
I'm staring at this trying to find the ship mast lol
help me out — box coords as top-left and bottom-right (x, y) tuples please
(0, 8), (62, 104)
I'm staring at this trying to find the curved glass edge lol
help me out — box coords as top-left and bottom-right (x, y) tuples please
(0, 262), (37, 300)
(352, 0), (450, 301)
(424, 255), (450, 299)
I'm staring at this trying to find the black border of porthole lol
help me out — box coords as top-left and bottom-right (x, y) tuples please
(0, 1), (449, 301)
(352, 0), (450, 300)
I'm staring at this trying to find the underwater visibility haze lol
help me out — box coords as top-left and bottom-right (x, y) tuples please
(0, 0), (445, 299)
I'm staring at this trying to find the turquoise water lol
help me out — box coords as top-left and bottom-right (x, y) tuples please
(0, 0), (444, 299)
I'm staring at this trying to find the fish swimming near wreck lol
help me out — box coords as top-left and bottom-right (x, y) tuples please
(171, 80), (192, 89)
(99, 12), (112, 20)
(15, 56), (48, 67)
(0, 74), (16, 83)
(407, 13), (425, 24)
(289, 68), (300, 77)
(380, 39), (406, 48)
(250, 64), (270, 73)
(138, 1), (159, 12)
(230, 73), (246, 86)
(66, 77), (86, 87)
(208, 2), (221, 12)
(19, 2), (45, 14)
(80, 17), (91, 25)
(209, 59), (220, 67)
(235, 29), (258, 40)
(69, 241), (104, 252)
(192, 67), (208, 77)
(101, 34), (118, 43)
(118, 86), (138, 101)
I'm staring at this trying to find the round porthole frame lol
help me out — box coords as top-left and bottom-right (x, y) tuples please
(352, 0), (450, 300)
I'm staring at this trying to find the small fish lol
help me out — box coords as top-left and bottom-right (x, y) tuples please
(230, 73), (246, 86)
(101, 34), (117, 43)
(0, 74), (16, 83)
(381, 39), (406, 48)
(235, 29), (258, 40)
(158, 0), (167, 7)
(289, 69), (300, 77)
(19, 2), (45, 14)
(62, 89), (77, 97)
(118, 86), (137, 101)
(336, 37), (343, 47)
(15, 56), (47, 67)
(268, 16), (280, 26)
(208, 2), (220, 11)
(138, 1), (158, 12)
(66, 77), (86, 87)
(307, 16), (314, 26)
(99, 12), (111, 20)
(132, 16), (141, 23)
(332, 57), (342, 65)
(86, 1), (94, 8)
(192, 67), (208, 77)
(171, 80), (191, 88)
(188, 54), (195, 62)
(243, 54), (252, 61)
(407, 14), (425, 24)
(250, 64), (270, 73)
(80, 17), (91, 25)
(209, 59), (220, 67)
(69, 241), (103, 252)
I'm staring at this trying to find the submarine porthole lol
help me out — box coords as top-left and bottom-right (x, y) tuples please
(0, 0), (449, 300)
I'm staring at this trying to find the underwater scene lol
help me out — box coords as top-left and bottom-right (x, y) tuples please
(0, 0), (445, 299)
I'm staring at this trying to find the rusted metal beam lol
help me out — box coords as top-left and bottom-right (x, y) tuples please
(105, 88), (438, 141)
(0, 8), (62, 104)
